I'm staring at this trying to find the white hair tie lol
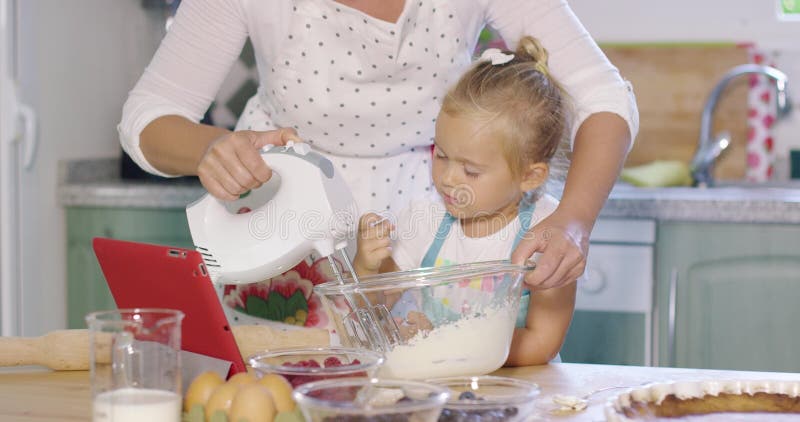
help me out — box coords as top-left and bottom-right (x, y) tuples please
(479, 48), (514, 65)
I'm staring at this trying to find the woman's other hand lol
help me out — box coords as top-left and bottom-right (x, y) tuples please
(353, 213), (395, 276)
(197, 127), (301, 201)
(511, 209), (589, 290)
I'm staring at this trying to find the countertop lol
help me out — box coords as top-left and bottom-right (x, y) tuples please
(2, 363), (799, 421)
(58, 159), (800, 223)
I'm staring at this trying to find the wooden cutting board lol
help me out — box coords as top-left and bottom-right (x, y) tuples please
(601, 43), (751, 180)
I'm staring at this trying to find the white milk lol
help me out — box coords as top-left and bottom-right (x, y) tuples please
(379, 307), (516, 379)
(93, 388), (181, 422)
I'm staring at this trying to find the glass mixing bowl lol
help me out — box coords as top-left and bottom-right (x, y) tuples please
(294, 377), (450, 422)
(314, 260), (533, 380)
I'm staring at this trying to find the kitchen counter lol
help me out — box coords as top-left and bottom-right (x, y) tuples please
(58, 158), (800, 222)
(2, 363), (799, 421)
(602, 184), (800, 224)
(58, 158), (205, 209)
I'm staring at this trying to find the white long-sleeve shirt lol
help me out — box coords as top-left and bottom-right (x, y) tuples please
(119, 0), (638, 214)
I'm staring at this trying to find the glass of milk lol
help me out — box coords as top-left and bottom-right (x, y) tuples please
(85, 308), (184, 422)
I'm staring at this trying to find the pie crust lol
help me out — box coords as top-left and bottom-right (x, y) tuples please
(605, 380), (800, 421)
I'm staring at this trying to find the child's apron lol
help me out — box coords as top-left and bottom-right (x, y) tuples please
(418, 202), (535, 328)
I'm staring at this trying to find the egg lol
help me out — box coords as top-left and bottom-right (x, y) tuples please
(184, 371), (225, 412)
(205, 382), (243, 422)
(257, 373), (296, 412)
(227, 372), (258, 385)
(229, 383), (277, 422)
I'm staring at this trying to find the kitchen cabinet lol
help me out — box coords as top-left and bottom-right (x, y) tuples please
(655, 222), (800, 372)
(66, 207), (192, 328)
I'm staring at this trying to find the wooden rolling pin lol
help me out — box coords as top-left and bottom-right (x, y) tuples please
(0, 325), (330, 371)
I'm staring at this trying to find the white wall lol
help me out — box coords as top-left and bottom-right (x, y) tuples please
(569, 1), (798, 47)
(569, 0), (800, 177)
(16, 0), (164, 335)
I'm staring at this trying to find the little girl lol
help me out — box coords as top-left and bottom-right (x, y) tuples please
(353, 36), (576, 366)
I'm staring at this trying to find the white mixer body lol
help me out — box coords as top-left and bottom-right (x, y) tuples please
(186, 143), (357, 284)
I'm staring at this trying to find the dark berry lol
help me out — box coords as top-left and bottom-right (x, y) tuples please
(458, 391), (477, 400)
(437, 408), (457, 422)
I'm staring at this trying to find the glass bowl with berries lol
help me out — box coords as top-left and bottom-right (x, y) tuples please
(427, 375), (540, 422)
(293, 377), (450, 422)
(248, 346), (384, 388)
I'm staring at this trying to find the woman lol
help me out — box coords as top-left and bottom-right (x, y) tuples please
(119, 0), (638, 325)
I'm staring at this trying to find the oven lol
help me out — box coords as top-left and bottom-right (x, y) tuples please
(560, 218), (656, 366)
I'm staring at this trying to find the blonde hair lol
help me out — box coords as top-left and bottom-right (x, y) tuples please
(441, 36), (571, 193)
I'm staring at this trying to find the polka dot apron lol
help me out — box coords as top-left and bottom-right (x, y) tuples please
(226, 0), (472, 329)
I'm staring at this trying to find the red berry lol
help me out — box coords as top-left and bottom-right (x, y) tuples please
(306, 359), (321, 368)
(351, 359), (361, 365)
(324, 356), (342, 367)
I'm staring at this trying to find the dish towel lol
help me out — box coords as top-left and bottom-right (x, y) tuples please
(745, 46), (778, 182)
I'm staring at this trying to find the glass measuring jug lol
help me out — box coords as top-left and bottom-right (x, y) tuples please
(86, 308), (184, 422)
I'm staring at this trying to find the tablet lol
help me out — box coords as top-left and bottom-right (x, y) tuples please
(92, 237), (246, 377)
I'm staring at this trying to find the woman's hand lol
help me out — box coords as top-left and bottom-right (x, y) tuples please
(353, 213), (394, 276)
(197, 127), (301, 201)
(511, 209), (590, 290)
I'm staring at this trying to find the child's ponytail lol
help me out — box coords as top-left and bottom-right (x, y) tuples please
(515, 36), (550, 78)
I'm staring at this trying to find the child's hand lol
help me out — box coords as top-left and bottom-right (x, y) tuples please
(353, 213), (394, 276)
(396, 311), (434, 340)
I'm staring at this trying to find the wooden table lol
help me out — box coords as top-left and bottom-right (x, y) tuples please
(1, 363), (799, 421)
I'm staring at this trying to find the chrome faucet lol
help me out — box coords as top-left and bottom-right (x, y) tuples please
(690, 64), (792, 187)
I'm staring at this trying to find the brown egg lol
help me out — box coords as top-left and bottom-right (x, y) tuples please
(227, 372), (258, 385)
(257, 373), (296, 412)
(205, 382), (243, 422)
(229, 383), (277, 422)
(184, 371), (225, 412)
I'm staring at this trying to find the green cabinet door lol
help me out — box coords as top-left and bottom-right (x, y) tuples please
(561, 310), (647, 366)
(66, 207), (194, 328)
(656, 222), (800, 372)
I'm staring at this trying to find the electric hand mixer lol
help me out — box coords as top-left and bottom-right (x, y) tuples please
(186, 142), (401, 352)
